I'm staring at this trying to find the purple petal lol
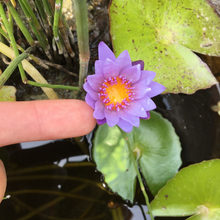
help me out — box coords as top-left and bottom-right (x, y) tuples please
(124, 100), (147, 118)
(87, 74), (104, 91)
(147, 81), (166, 97)
(103, 59), (120, 79)
(136, 71), (156, 85)
(93, 100), (105, 119)
(117, 118), (133, 132)
(83, 82), (99, 100)
(132, 60), (144, 70)
(104, 109), (119, 127)
(118, 109), (140, 127)
(115, 50), (132, 72)
(85, 93), (96, 109)
(120, 64), (141, 84)
(133, 84), (151, 99)
(98, 41), (116, 62)
(97, 118), (106, 125)
(95, 60), (104, 75)
(140, 111), (150, 120)
(137, 96), (156, 111)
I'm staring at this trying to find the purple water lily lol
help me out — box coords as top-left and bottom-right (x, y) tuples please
(83, 42), (165, 132)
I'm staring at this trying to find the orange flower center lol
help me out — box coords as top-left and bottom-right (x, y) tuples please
(99, 76), (135, 111)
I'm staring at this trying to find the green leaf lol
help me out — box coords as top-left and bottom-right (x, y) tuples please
(93, 121), (137, 202)
(151, 160), (220, 220)
(0, 86), (16, 101)
(109, 0), (218, 94)
(93, 111), (182, 201)
(137, 111), (182, 195)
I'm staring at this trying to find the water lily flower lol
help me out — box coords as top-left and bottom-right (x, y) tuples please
(83, 42), (165, 132)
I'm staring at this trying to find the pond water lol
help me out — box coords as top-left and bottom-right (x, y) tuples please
(0, 84), (219, 220)
(0, 139), (149, 220)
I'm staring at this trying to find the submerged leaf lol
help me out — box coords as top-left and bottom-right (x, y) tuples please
(93, 111), (182, 201)
(109, 0), (219, 94)
(151, 160), (220, 220)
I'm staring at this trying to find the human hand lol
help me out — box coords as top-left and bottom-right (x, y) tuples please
(0, 99), (96, 202)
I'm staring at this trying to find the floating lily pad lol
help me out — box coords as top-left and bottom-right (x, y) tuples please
(93, 111), (182, 202)
(109, 0), (219, 94)
(151, 160), (220, 220)
(0, 86), (16, 101)
(93, 121), (137, 202)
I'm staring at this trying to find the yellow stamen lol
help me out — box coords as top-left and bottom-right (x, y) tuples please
(99, 76), (134, 111)
(105, 77), (129, 105)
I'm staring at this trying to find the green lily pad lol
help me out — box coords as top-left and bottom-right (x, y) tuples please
(93, 111), (182, 202)
(151, 160), (220, 220)
(0, 86), (16, 101)
(109, 0), (219, 94)
(93, 121), (137, 202)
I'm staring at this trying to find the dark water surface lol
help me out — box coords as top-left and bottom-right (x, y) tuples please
(0, 85), (219, 220)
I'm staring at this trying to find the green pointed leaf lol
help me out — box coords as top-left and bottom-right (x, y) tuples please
(109, 0), (218, 94)
(0, 86), (16, 101)
(151, 160), (220, 220)
(93, 111), (182, 201)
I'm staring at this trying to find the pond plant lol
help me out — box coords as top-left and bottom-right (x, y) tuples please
(83, 41), (165, 132)
(0, 0), (220, 219)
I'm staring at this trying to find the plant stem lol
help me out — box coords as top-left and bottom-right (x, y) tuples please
(0, 27), (49, 69)
(0, 51), (29, 89)
(56, 0), (75, 58)
(35, 0), (51, 36)
(50, 0), (74, 58)
(0, 2), (27, 83)
(37, 57), (78, 76)
(59, 15), (75, 58)
(118, 126), (155, 220)
(21, 0), (49, 47)
(7, 189), (104, 203)
(12, 185), (87, 220)
(42, 0), (53, 26)
(8, 11), (13, 30)
(18, 0), (45, 48)
(53, 0), (63, 54)
(62, 14), (75, 47)
(3, 0), (35, 46)
(27, 80), (80, 91)
(72, 0), (90, 91)
(0, 27), (5, 43)
(0, 42), (58, 99)
(19, 0), (54, 61)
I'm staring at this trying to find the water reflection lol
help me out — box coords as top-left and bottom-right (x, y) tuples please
(1, 139), (149, 220)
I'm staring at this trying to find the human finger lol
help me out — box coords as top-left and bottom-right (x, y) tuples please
(0, 100), (96, 147)
(0, 160), (6, 203)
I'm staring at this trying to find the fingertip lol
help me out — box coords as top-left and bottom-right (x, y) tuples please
(79, 101), (97, 135)
(0, 160), (6, 203)
(0, 99), (97, 145)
